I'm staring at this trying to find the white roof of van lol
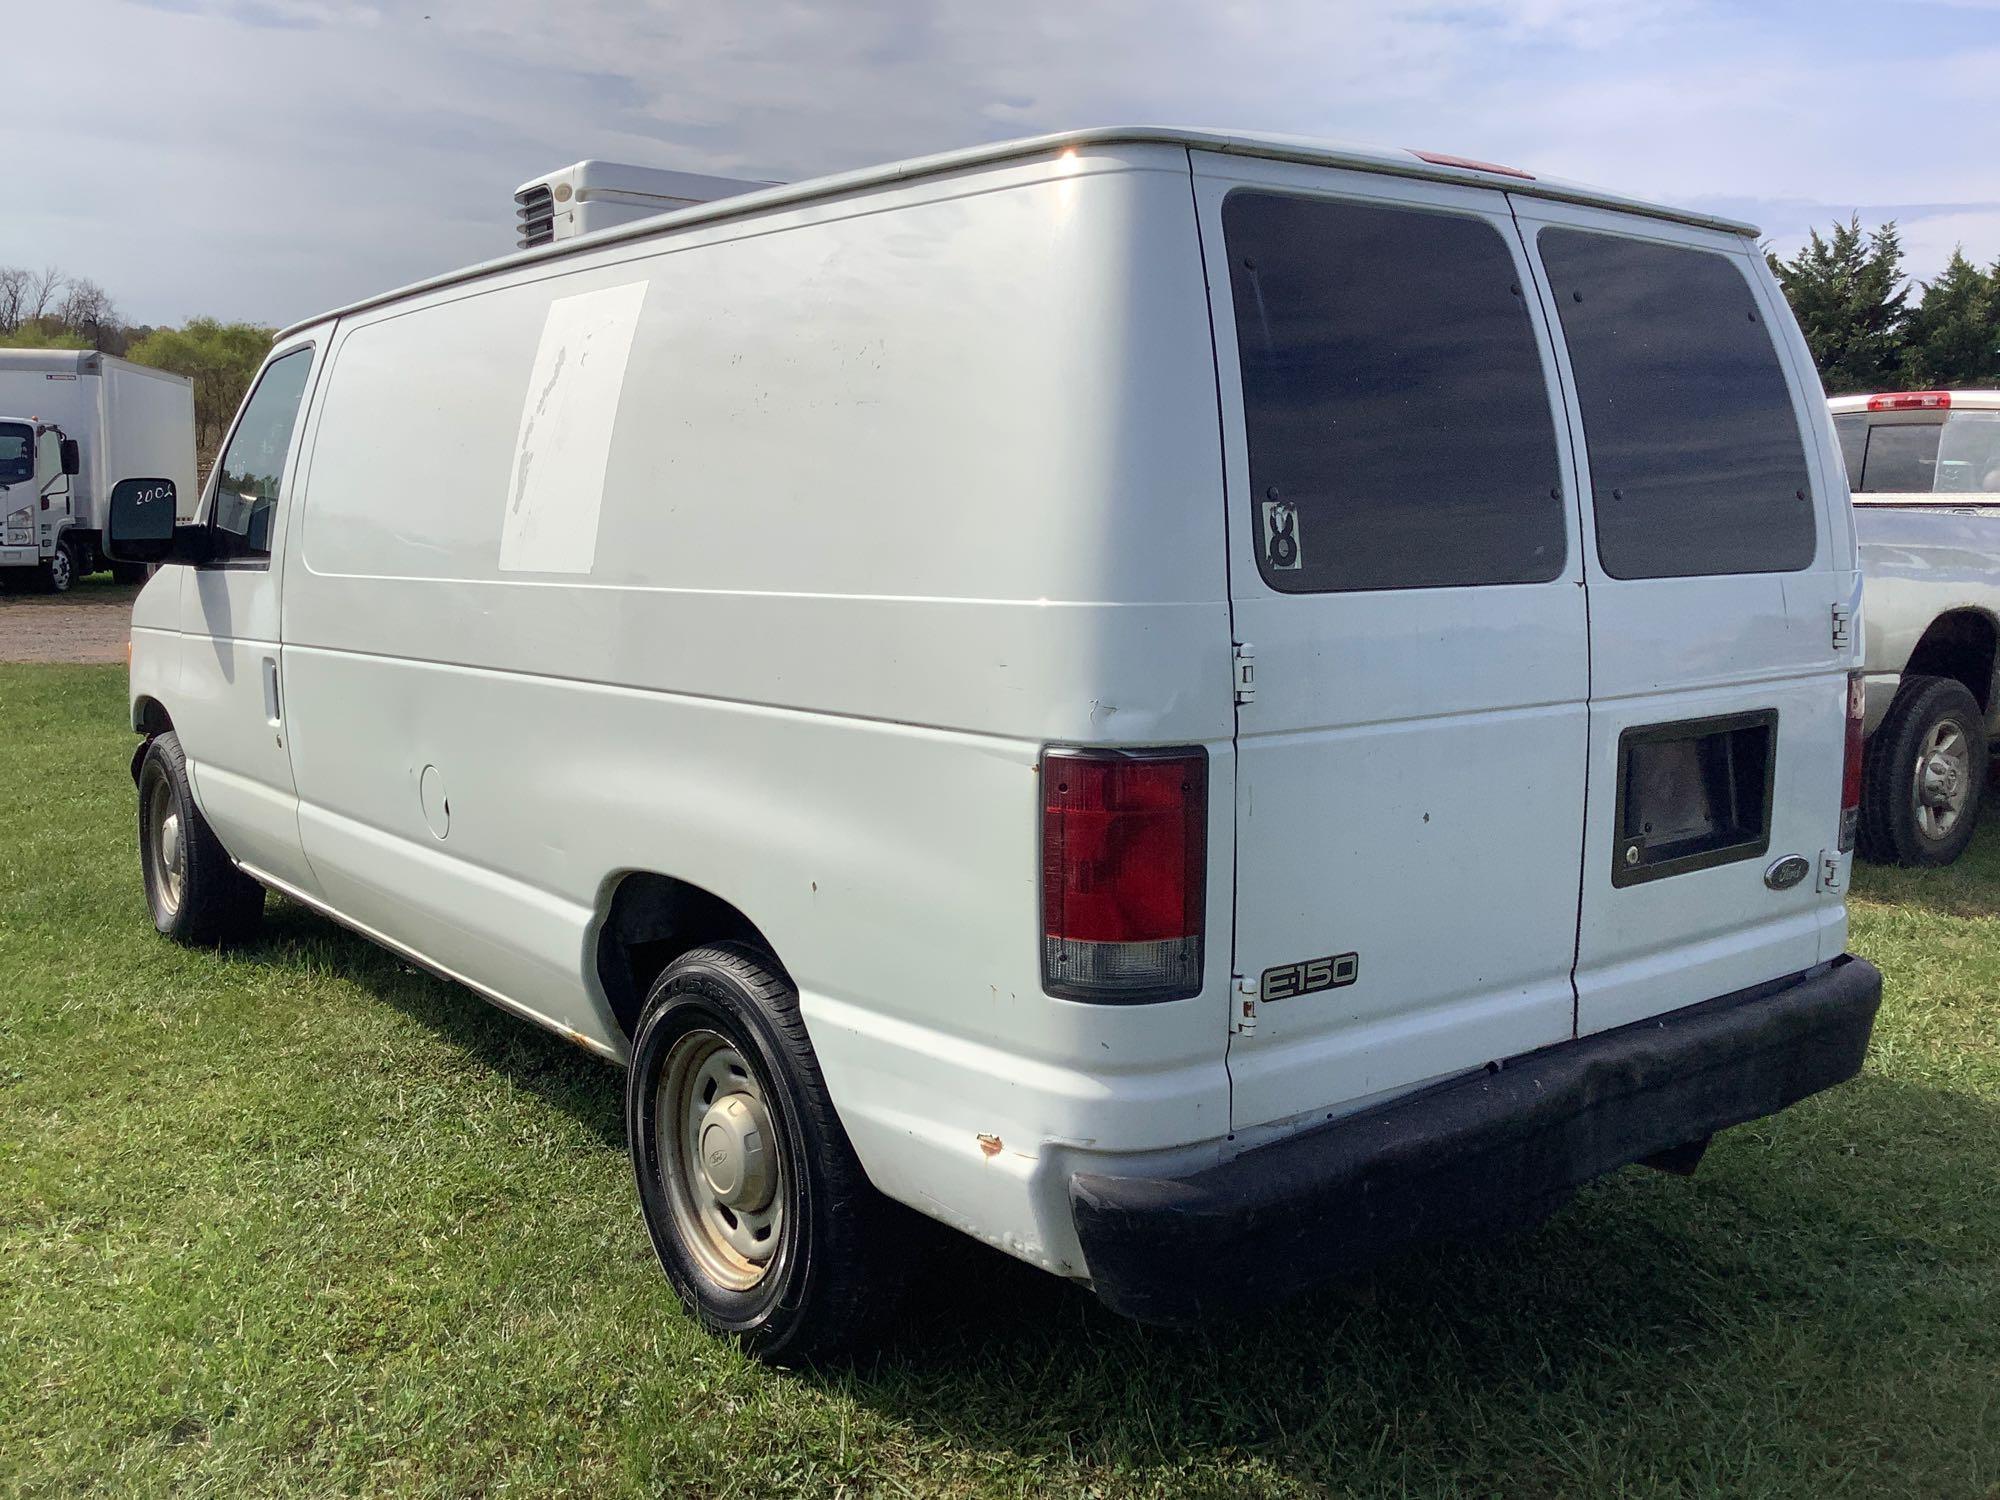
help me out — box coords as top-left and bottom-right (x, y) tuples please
(1829, 391), (2000, 413)
(279, 125), (1761, 341)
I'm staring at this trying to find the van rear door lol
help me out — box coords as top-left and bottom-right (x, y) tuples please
(1509, 199), (1854, 1037)
(1190, 152), (1592, 1135)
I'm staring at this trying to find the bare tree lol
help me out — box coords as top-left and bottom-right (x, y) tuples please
(57, 276), (119, 346)
(25, 265), (66, 325)
(0, 266), (29, 335)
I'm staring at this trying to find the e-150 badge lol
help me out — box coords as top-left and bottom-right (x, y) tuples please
(1259, 952), (1359, 1002)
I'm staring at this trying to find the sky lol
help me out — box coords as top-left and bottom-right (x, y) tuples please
(7, 0), (2000, 330)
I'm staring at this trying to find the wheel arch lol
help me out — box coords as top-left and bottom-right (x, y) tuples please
(592, 871), (779, 1043)
(1903, 608), (1999, 716)
(130, 697), (174, 783)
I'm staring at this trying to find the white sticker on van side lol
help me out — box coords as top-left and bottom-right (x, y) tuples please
(498, 280), (649, 574)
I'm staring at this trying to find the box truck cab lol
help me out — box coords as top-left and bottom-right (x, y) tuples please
(108, 128), (1881, 1361)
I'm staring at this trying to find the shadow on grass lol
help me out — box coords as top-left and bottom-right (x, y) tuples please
(227, 894), (1998, 1490)
(243, 900), (628, 1151)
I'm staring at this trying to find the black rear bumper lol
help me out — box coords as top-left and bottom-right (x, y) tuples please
(1071, 954), (1882, 1324)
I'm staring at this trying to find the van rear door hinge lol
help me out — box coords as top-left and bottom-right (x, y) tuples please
(1831, 602), (1853, 652)
(1233, 642), (1257, 705)
(1231, 977), (1260, 1035)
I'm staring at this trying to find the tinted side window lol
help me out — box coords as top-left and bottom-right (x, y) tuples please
(1225, 191), (1566, 592)
(213, 347), (314, 561)
(1539, 229), (1816, 578)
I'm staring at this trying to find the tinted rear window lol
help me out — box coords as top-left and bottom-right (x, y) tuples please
(1224, 191), (1566, 592)
(1539, 229), (1816, 578)
(1858, 422), (1942, 492)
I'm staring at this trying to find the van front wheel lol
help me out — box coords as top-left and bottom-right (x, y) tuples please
(137, 731), (265, 944)
(1858, 674), (1988, 866)
(626, 943), (898, 1363)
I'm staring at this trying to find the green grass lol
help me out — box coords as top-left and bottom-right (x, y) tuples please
(2, 662), (1996, 1499)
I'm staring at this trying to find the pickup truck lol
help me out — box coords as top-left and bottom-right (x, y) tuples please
(1833, 390), (2000, 865)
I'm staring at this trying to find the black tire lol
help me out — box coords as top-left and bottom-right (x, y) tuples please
(1857, 674), (1988, 867)
(38, 540), (77, 594)
(626, 942), (899, 1363)
(136, 730), (265, 945)
(111, 561), (151, 586)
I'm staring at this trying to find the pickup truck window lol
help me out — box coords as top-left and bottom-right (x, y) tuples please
(0, 422), (32, 485)
(1224, 189), (1566, 592)
(212, 347), (314, 561)
(1857, 421), (1942, 493)
(1539, 229), (1816, 579)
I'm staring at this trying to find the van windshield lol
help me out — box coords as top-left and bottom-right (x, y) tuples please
(0, 422), (32, 485)
(1835, 411), (2000, 494)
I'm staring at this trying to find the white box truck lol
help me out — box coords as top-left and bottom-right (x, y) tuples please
(0, 350), (196, 591)
(108, 128), (1880, 1362)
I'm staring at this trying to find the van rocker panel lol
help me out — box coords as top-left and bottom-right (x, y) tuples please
(1070, 954), (1881, 1323)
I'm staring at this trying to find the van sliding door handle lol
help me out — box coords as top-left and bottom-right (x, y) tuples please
(262, 656), (282, 725)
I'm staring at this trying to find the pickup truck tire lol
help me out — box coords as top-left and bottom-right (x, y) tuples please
(1859, 674), (1987, 866)
(626, 943), (899, 1364)
(137, 731), (266, 944)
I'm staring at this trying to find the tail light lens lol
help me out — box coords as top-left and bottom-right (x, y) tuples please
(1041, 746), (1207, 1002)
(1840, 672), (1865, 852)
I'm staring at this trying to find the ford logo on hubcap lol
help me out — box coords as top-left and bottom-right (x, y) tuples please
(1764, 854), (1811, 890)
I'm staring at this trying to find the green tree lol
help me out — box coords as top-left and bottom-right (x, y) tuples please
(126, 318), (274, 463)
(1767, 215), (1909, 393)
(1900, 248), (2000, 389)
(0, 323), (93, 350)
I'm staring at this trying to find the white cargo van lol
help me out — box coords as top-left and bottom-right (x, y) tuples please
(107, 128), (1882, 1361)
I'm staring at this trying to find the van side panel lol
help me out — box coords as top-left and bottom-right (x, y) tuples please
(277, 146), (1231, 1273)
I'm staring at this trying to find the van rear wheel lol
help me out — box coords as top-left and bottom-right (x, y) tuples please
(626, 943), (898, 1363)
(1858, 675), (1987, 866)
(137, 731), (266, 944)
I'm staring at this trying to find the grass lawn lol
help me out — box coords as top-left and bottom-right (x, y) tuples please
(2, 662), (1996, 1498)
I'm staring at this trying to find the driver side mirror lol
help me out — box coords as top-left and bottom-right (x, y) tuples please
(104, 478), (208, 564)
(59, 438), (80, 477)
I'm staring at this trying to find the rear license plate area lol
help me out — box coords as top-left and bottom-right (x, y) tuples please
(1613, 710), (1776, 887)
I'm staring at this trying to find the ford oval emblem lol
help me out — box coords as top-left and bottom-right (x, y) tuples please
(1764, 855), (1810, 891)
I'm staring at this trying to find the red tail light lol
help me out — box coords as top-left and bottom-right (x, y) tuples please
(1866, 391), (1951, 411)
(1041, 746), (1207, 1002)
(1840, 672), (1865, 852)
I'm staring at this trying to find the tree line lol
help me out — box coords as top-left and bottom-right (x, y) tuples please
(1768, 219), (2000, 394)
(0, 263), (273, 462)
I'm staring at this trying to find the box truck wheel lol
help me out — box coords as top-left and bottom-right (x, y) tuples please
(137, 731), (266, 945)
(1858, 674), (1988, 866)
(112, 561), (151, 586)
(38, 540), (78, 594)
(626, 943), (899, 1363)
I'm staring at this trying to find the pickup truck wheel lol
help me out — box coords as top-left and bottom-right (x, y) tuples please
(137, 731), (265, 944)
(626, 943), (898, 1364)
(1858, 675), (1988, 866)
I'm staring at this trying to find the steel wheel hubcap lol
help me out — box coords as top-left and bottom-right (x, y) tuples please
(658, 1030), (783, 1290)
(1915, 718), (1972, 839)
(148, 782), (185, 914)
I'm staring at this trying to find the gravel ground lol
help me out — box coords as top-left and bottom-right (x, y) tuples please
(0, 576), (140, 663)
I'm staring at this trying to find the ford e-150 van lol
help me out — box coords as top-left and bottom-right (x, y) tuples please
(106, 127), (1882, 1362)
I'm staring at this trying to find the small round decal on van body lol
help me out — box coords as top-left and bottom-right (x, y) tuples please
(1764, 854), (1810, 890)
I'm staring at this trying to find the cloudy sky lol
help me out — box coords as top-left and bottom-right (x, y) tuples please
(8, 0), (1999, 329)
